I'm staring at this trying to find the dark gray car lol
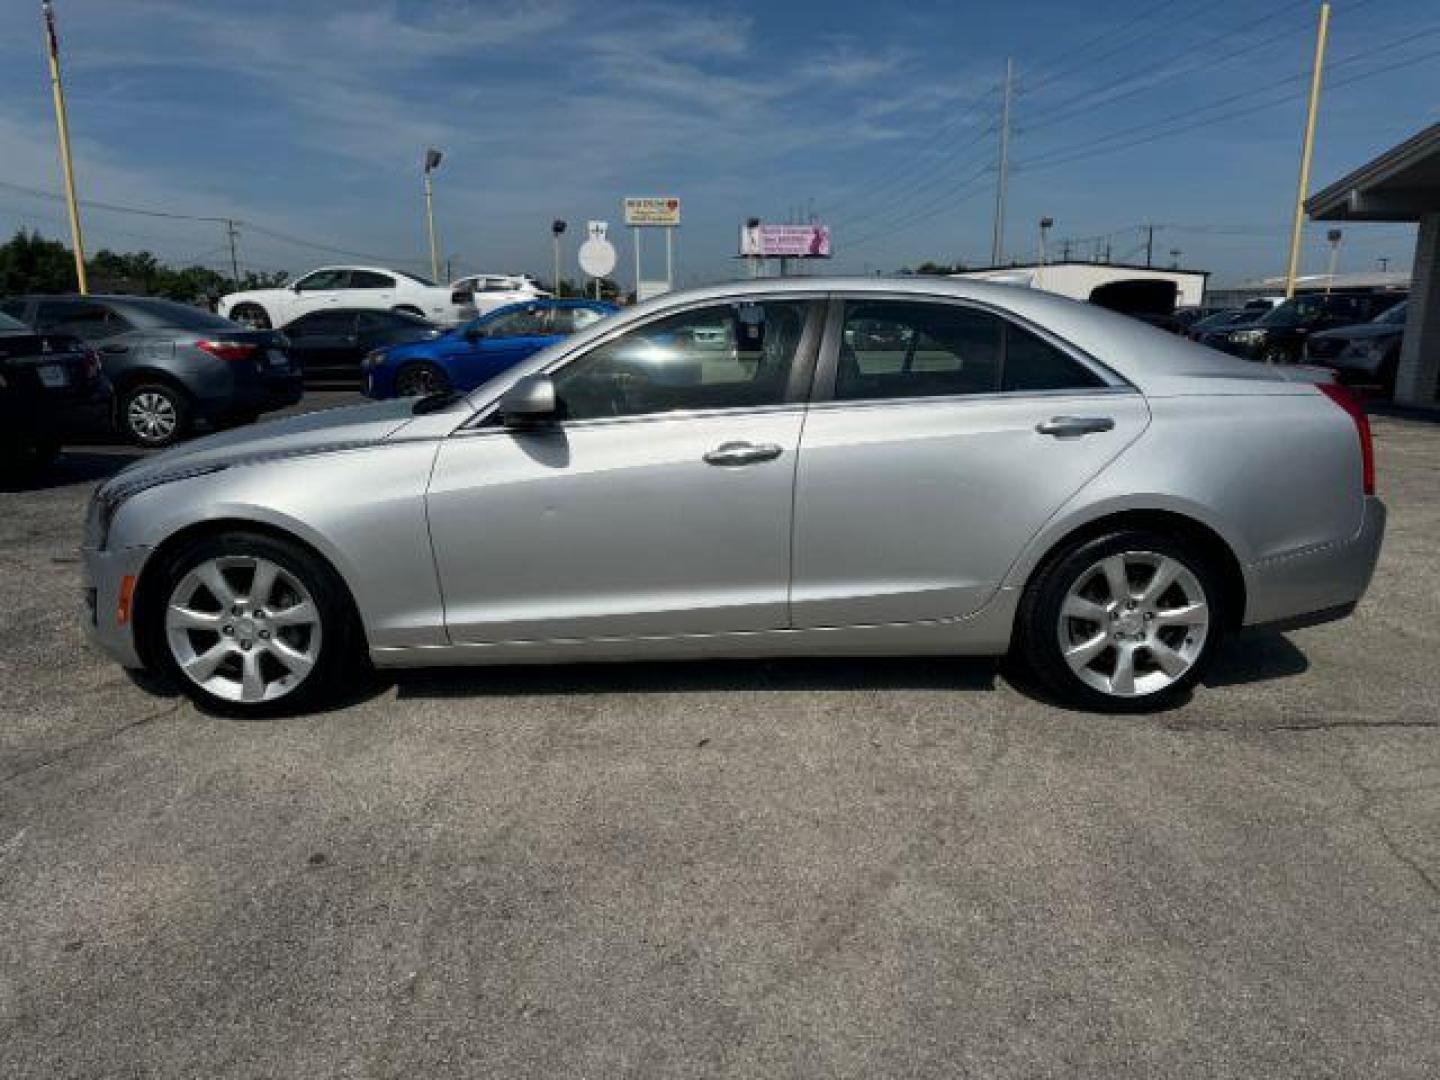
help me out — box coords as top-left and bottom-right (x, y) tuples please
(0, 295), (303, 447)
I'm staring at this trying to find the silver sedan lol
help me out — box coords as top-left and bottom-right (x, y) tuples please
(82, 277), (1385, 715)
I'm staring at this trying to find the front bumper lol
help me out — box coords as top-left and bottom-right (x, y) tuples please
(1242, 497), (1387, 628)
(81, 543), (151, 668)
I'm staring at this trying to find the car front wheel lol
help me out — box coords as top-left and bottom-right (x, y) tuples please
(144, 530), (362, 716)
(1014, 529), (1225, 713)
(394, 361), (450, 397)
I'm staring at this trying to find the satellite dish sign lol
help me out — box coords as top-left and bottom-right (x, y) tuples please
(578, 219), (617, 279)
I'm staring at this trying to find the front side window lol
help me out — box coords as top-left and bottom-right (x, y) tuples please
(349, 270), (394, 289)
(836, 299), (1104, 401)
(551, 306), (608, 334)
(294, 269), (349, 291)
(486, 306), (551, 338)
(551, 300), (808, 422)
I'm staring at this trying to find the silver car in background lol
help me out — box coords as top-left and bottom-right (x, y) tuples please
(82, 277), (1384, 715)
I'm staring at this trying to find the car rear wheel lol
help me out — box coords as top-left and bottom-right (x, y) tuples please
(144, 531), (362, 716)
(1260, 344), (1292, 365)
(1014, 529), (1225, 713)
(394, 361), (449, 397)
(230, 304), (271, 330)
(121, 382), (191, 448)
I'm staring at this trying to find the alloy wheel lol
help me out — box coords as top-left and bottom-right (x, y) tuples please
(165, 555), (323, 703)
(128, 391), (178, 443)
(1056, 551), (1210, 699)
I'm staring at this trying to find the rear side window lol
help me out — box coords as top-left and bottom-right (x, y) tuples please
(835, 300), (1103, 401)
(34, 300), (130, 340)
(349, 270), (394, 289)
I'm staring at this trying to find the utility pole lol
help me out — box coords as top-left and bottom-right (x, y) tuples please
(1144, 223), (1155, 268)
(422, 149), (443, 282)
(1284, 2), (1331, 299)
(41, 1), (87, 294)
(990, 58), (1013, 266)
(224, 219), (241, 290)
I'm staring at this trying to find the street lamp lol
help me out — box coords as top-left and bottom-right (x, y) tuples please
(1324, 229), (1343, 295)
(422, 148), (443, 282)
(1037, 216), (1054, 288)
(551, 219), (567, 297)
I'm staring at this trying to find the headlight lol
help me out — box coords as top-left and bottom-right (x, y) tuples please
(1228, 329), (1266, 346)
(90, 464), (227, 549)
(363, 349), (388, 370)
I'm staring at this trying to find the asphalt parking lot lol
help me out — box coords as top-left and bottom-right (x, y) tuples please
(2, 394), (1438, 1078)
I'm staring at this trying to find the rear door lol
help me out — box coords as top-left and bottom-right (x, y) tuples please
(790, 294), (1150, 628)
(286, 310), (358, 377)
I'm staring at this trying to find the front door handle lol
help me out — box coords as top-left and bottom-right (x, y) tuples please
(1035, 416), (1115, 438)
(704, 441), (784, 466)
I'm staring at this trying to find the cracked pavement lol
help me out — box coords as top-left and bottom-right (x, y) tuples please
(1, 398), (1437, 1078)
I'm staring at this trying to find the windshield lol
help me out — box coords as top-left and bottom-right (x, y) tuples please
(0, 311), (30, 333)
(1374, 300), (1408, 325)
(393, 269), (438, 287)
(1258, 297), (1322, 327)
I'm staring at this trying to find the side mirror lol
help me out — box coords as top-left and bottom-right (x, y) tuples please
(497, 374), (557, 427)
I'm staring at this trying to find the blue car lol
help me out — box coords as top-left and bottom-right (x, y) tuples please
(363, 298), (618, 399)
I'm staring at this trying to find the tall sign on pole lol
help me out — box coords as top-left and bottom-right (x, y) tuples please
(1284, 2), (1331, 301)
(41, 1), (87, 294)
(624, 197), (680, 300)
(990, 58), (1013, 266)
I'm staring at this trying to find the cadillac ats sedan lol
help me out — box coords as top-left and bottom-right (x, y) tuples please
(83, 278), (1385, 716)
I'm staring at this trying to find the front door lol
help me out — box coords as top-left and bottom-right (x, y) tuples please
(790, 295), (1151, 627)
(285, 269), (350, 322)
(426, 297), (822, 642)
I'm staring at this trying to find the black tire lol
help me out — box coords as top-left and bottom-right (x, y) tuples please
(0, 437), (61, 481)
(140, 529), (365, 717)
(120, 381), (191, 448)
(230, 303), (271, 330)
(1012, 528), (1227, 714)
(394, 361), (450, 397)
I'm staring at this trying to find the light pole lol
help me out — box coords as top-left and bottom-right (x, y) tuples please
(1037, 216), (1054, 287)
(41, 1), (87, 293)
(422, 148), (443, 282)
(551, 219), (567, 297)
(1324, 229), (1342, 295)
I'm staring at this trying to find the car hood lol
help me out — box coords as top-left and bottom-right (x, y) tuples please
(107, 398), (422, 487)
(1310, 323), (1402, 343)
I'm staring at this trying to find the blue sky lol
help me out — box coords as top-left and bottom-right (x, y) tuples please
(0, 0), (1436, 288)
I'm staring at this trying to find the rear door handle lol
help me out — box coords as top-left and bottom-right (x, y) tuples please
(704, 441), (784, 466)
(1035, 416), (1115, 438)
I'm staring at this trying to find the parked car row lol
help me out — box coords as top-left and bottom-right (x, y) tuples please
(0, 294), (302, 452)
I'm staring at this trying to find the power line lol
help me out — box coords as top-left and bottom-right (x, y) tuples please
(1022, 0), (1316, 135)
(1017, 25), (1440, 173)
(1020, 1), (1188, 97)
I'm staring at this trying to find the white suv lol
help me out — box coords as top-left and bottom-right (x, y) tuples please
(450, 274), (550, 316)
(219, 267), (477, 330)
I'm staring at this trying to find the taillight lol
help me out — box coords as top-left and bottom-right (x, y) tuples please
(195, 339), (258, 361)
(1318, 383), (1375, 496)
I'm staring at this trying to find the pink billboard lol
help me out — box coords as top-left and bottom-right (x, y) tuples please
(739, 223), (831, 258)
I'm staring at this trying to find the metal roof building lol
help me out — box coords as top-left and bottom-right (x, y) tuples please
(1306, 122), (1440, 407)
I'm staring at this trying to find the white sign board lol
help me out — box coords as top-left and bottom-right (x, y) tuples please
(624, 197), (681, 227)
(578, 237), (617, 279)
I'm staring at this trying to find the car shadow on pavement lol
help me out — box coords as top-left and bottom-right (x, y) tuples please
(1203, 631), (1310, 688)
(391, 655), (1000, 699)
(0, 449), (143, 493)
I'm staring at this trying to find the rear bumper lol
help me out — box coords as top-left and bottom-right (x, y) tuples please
(81, 543), (150, 668)
(1242, 497), (1386, 628)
